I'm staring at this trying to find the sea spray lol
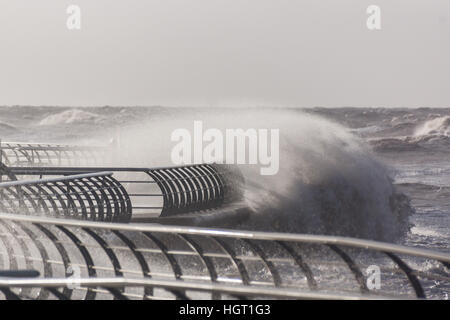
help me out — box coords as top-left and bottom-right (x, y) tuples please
(236, 113), (413, 241)
(415, 115), (450, 137)
(110, 108), (413, 241)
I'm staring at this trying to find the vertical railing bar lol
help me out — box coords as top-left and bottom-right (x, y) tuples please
(328, 245), (369, 294)
(276, 241), (318, 290)
(176, 234), (220, 299)
(241, 239), (282, 287)
(384, 252), (426, 299)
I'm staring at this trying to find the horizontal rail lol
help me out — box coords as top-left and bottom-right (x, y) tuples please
(7, 164), (239, 175)
(4, 164), (246, 219)
(0, 141), (106, 148)
(0, 173), (132, 222)
(1, 213), (448, 263)
(0, 172), (113, 187)
(0, 213), (447, 300)
(0, 142), (110, 167)
(0, 277), (399, 300)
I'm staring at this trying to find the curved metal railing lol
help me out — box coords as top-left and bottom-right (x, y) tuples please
(0, 172), (132, 222)
(0, 142), (110, 167)
(147, 163), (244, 217)
(0, 213), (448, 300)
(4, 164), (246, 221)
(0, 163), (16, 182)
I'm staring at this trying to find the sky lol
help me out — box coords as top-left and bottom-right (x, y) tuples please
(0, 0), (449, 108)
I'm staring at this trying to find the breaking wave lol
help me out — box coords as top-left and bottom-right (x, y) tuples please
(113, 109), (413, 242)
(369, 116), (450, 153)
(0, 121), (20, 134)
(415, 116), (450, 137)
(234, 112), (412, 242)
(39, 109), (106, 126)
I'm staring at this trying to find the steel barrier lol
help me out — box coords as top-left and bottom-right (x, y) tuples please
(0, 142), (110, 167)
(0, 213), (448, 300)
(0, 164), (246, 221)
(0, 172), (132, 222)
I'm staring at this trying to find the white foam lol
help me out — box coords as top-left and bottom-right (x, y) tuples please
(39, 109), (105, 126)
(411, 226), (444, 238)
(110, 109), (413, 242)
(415, 116), (450, 137)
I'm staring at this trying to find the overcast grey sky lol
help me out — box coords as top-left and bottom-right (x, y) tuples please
(0, 0), (449, 107)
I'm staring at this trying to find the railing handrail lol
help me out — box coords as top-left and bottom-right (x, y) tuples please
(1, 142), (109, 150)
(7, 163), (224, 175)
(0, 212), (448, 263)
(0, 276), (400, 300)
(0, 171), (113, 187)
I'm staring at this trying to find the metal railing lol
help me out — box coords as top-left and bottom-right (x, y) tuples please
(0, 143), (448, 300)
(0, 142), (110, 167)
(0, 162), (16, 182)
(0, 213), (448, 300)
(4, 164), (246, 222)
(0, 172), (132, 222)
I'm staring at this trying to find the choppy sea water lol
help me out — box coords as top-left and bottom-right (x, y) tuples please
(0, 107), (449, 300)
(0, 107), (450, 251)
(1, 106), (449, 251)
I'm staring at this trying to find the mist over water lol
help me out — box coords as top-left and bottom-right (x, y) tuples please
(112, 109), (413, 242)
(0, 106), (415, 242)
(2, 106), (448, 299)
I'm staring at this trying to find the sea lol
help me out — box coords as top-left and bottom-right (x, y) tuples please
(0, 106), (448, 254)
